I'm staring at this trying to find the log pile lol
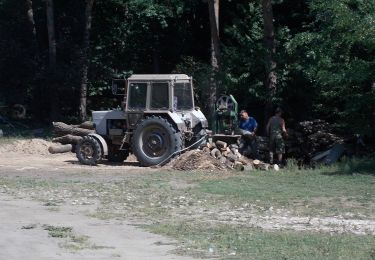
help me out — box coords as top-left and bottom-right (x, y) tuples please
(48, 121), (95, 154)
(200, 140), (279, 171)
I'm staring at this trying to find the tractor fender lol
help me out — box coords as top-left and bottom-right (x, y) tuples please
(88, 133), (108, 156)
(167, 111), (186, 131)
(191, 109), (208, 128)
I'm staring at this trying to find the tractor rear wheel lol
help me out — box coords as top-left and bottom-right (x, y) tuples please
(132, 116), (183, 166)
(76, 136), (103, 165)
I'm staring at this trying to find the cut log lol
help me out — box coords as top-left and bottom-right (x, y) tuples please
(210, 148), (221, 159)
(215, 140), (227, 150)
(222, 150), (229, 157)
(254, 163), (270, 171)
(79, 121), (95, 130)
(229, 144), (239, 149)
(53, 122), (95, 137)
(238, 157), (254, 165)
(52, 134), (82, 145)
(226, 153), (238, 162)
(253, 159), (261, 165)
(48, 144), (73, 154)
(244, 164), (254, 171)
(234, 161), (244, 171)
(225, 160), (233, 169)
(202, 147), (211, 154)
(219, 156), (227, 164)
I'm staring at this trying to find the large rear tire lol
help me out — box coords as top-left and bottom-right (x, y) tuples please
(132, 116), (183, 166)
(76, 136), (103, 165)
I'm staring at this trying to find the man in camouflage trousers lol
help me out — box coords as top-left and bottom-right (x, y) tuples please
(266, 108), (287, 165)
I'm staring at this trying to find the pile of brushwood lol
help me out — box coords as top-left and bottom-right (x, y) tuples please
(257, 119), (346, 164)
(48, 122), (95, 154)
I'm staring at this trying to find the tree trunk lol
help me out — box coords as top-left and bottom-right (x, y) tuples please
(79, 0), (95, 122)
(46, 0), (56, 70)
(46, 0), (59, 120)
(207, 0), (220, 124)
(26, 0), (38, 52)
(262, 0), (277, 122)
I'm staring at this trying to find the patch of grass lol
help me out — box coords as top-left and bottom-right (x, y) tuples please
(147, 222), (375, 260)
(42, 224), (109, 251)
(198, 162), (375, 217)
(43, 225), (73, 238)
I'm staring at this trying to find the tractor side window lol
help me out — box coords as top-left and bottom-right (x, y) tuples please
(174, 83), (193, 110)
(128, 83), (147, 110)
(151, 82), (169, 109)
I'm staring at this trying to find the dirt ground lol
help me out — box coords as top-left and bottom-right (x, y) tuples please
(0, 140), (198, 260)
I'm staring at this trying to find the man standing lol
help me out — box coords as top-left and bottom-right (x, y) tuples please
(266, 107), (287, 165)
(238, 110), (258, 158)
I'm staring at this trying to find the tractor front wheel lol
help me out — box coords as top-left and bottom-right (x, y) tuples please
(132, 116), (183, 166)
(76, 136), (103, 165)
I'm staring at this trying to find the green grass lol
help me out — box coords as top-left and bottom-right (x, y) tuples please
(147, 222), (375, 260)
(42, 224), (109, 251)
(198, 167), (375, 216)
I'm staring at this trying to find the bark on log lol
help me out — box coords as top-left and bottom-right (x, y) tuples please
(226, 153), (238, 162)
(234, 161), (244, 171)
(210, 148), (221, 159)
(219, 156), (227, 164)
(202, 147), (211, 154)
(52, 134), (82, 145)
(244, 164), (254, 171)
(79, 121), (95, 130)
(48, 144), (73, 154)
(53, 122), (95, 137)
(215, 140), (227, 150)
(254, 162), (270, 171)
(238, 157), (254, 165)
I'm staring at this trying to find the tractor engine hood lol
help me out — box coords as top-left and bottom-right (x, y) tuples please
(173, 108), (208, 131)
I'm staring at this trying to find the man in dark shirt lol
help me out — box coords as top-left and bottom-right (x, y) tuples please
(266, 107), (287, 165)
(238, 110), (258, 158)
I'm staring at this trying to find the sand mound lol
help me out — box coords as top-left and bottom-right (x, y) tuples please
(0, 138), (52, 155)
(171, 150), (226, 171)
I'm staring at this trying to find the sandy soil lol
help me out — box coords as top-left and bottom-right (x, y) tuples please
(0, 194), (196, 260)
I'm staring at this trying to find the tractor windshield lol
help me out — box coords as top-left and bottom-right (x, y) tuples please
(173, 82), (193, 111)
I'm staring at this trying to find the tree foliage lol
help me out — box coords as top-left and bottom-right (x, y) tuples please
(0, 0), (373, 136)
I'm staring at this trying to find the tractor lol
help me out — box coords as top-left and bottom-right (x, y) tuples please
(76, 74), (208, 166)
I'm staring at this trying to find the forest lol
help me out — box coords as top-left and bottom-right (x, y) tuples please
(0, 0), (374, 137)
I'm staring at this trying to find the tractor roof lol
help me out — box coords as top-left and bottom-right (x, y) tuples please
(128, 74), (190, 81)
